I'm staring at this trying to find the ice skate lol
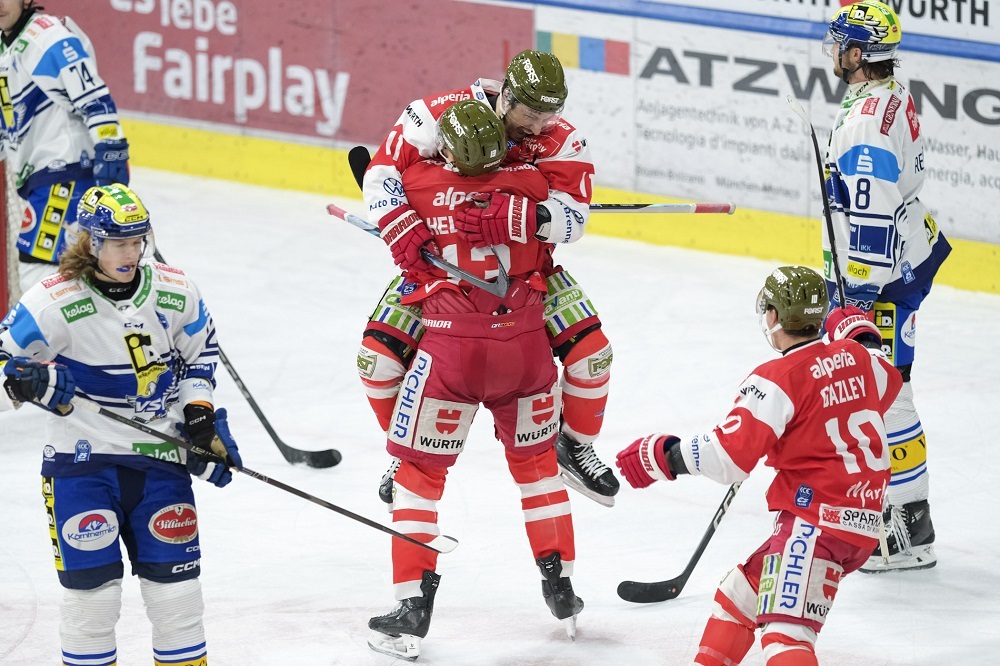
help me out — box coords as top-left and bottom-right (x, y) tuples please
(368, 571), (440, 660)
(860, 500), (937, 573)
(556, 433), (619, 507)
(379, 457), (401, 505)
(537, 553), (584, 640)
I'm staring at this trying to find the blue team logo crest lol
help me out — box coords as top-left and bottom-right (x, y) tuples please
(794, 484), (814, 508)
(383, 178), (405, 197)
(399, 280), (418, 297)
(74, 440), (92, 462)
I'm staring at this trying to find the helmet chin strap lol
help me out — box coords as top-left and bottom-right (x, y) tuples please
(838, 49), (862, 84)
(759, 311), (783, 351)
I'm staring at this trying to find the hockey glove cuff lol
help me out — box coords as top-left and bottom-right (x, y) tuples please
(616, 434), (681, 489)
(185, 408), (242, 488)
(2, 357), (76, 415)
(826, 306), (882, 349)
(182, 402), (216, 449)
(454, 192), (536, 247)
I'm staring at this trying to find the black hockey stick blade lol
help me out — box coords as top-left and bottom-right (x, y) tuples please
(618, 482), (741, 604)
(617, 577), (688, 604)
(348, 145), (371, 189)
(218, 348), (342, 468)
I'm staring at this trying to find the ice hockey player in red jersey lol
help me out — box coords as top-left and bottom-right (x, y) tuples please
(359, 49), (617, 508)
(616, 266), (903, 665)
(366, 100), (583, 661)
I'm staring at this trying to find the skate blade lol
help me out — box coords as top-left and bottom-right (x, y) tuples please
(859, 545), (937, 574)
(367, 630), (421, 661)
(558, 469), (615, 507)
(563, 615), (577, 640)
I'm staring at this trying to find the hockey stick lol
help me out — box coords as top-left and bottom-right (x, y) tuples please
(150, 249), (341, 468)
(326, 204), (511, 299)
(70, 396), (458, 554)
(618, 482), (741, 603)
(344, 146), (511, 298)
(590, 202), (736, 214)
(785, 96), (847, 307)
(350, 145), (736, 218)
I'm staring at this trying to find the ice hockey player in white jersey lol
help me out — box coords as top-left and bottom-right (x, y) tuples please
(0, 183), (241, 666)
(821, 1), (950, 573)
(0, 0), (130, 292)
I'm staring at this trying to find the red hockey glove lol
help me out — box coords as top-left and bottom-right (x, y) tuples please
(379, 208), (438, 273)
(616, 434), (680, 489)
(454, 192), (536, 248)
(825, 306), (882, 349)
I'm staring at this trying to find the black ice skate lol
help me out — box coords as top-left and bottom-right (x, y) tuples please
(860, 499), (936, 573)
(379, 457), (401, 505)
(537, 553), (584, 640)
(556, 433), (619, 507)
(368, 570), (441, 661)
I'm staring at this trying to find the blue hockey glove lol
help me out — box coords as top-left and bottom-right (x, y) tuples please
(185, 407), (243, 488)
(93, 138), (130, 186)
(2, 356), (76, 415)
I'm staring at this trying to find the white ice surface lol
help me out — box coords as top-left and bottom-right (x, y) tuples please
(2, 168), (999, 665)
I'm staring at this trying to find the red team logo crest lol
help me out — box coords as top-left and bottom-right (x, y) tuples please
(531, 396), (555, 425)
(822, 566), (842, 601)
(435, 409), (463, 435)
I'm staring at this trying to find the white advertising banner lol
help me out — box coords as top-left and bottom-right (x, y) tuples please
(540, 3), (1000, 243)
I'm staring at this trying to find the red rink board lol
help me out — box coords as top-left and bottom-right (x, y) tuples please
(41, 0), (533, 146)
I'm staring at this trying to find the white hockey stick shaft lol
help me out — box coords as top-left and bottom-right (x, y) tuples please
(590, 202), (736, 214)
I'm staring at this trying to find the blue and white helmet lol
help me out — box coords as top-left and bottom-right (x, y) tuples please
(823, 1), (902, 63)
(77, 183), (150, 242)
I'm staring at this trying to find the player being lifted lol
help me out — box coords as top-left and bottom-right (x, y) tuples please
(616, 266), (903, 665)
(359, 50), (618, 507)
(0, 0), (130, 294)
(367, 100), (583, 661)
(0, 184), (241, 666)
(821, 2), (950, 572)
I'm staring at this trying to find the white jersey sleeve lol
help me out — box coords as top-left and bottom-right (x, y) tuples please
(0, 12), (124, 192)
(0, 263), (219, 469)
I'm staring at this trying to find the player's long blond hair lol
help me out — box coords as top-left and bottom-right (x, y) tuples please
(58, 232), (99, 282)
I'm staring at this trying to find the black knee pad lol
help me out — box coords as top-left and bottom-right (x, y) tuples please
(364, 329), (415, 365)
(552, 323), (602, 364)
